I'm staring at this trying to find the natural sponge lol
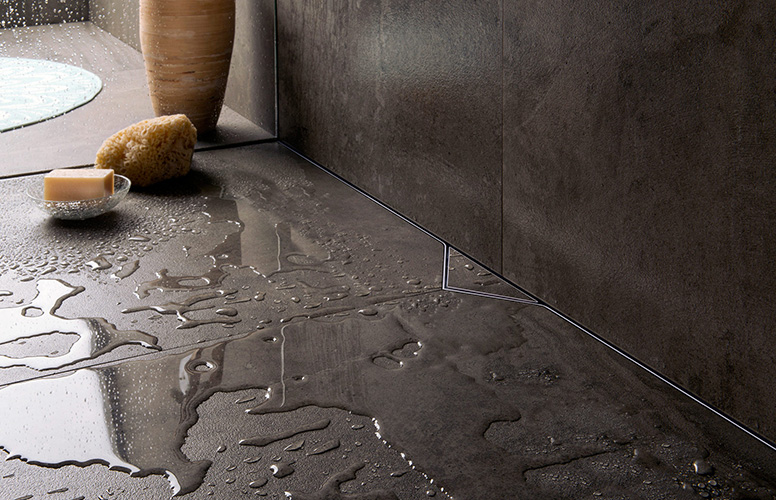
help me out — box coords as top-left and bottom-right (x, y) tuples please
(95, 114), (197, 187)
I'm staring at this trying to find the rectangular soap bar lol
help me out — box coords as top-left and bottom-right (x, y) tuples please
(43, 169), (114, 201)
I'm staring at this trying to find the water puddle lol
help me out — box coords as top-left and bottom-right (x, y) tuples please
(0, 279), (159, 370)
(85, 255), (112, 271)
(125, 193), (344, 334)
(135, 196), (331, 301)
(306, 439), (340, 456)
(285, 463), (398, 500)
(122, 289), (241, 330)
(111, 259), (140, 280)
(0, 309), (519, 497)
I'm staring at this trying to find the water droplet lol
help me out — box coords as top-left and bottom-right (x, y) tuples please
(86, 255), (112, 271)
(187, 360), (217, 373)
(306, 439), (339, 456)
(693, 458), (714, 475)
(240, 419), (330, 446)
(284, 439), (305, 451)
(270, 460), (295, 478)
(112, 260), (140, 280)
(372, 356), (402, 370)
(248, 478), (268, 489)
(324, 292), (349, 302)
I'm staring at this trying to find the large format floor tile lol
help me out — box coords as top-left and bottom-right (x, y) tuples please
(0, 143), (774, 499)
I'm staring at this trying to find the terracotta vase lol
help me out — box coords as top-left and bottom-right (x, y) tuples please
(139, 0), (235, 134)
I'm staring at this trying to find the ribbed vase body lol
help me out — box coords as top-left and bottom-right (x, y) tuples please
(139, 0), (235, 133)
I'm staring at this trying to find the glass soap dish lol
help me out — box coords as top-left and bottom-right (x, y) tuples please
(27, 174), (131, 220)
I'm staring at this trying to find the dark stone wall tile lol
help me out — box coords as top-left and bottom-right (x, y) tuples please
(225, 0), (277, 135)
(277, 0), (503, 271)
(89, 0), (139, 49)
(503, 0), (776, 438)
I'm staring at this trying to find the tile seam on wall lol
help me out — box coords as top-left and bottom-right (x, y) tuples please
(272, 0), (279, 136)
(500, 0), (505, 276)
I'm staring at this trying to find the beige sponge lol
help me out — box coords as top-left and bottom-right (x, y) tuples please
(96, 114), (197, 187)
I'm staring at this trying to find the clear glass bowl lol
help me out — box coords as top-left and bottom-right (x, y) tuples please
(27, 174), (131, 220)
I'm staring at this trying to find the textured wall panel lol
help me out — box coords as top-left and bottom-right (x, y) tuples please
(89, 0), (139, 49)
(277, 0), (503, 271)
(502, 0), (776, 438)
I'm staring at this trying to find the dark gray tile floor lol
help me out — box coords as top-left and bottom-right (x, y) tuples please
(0, 142), (775, 499)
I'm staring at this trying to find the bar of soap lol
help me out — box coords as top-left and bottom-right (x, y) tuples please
(43, 168), (114, 201)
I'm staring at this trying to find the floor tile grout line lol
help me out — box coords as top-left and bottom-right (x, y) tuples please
(543, 304), (776, 454)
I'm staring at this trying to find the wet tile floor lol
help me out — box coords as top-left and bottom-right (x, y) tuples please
(0, 142), (774, 499)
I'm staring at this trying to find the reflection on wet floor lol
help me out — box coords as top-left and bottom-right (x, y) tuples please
(0, 143), (774, 499)
(0, 279), (158, 369)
